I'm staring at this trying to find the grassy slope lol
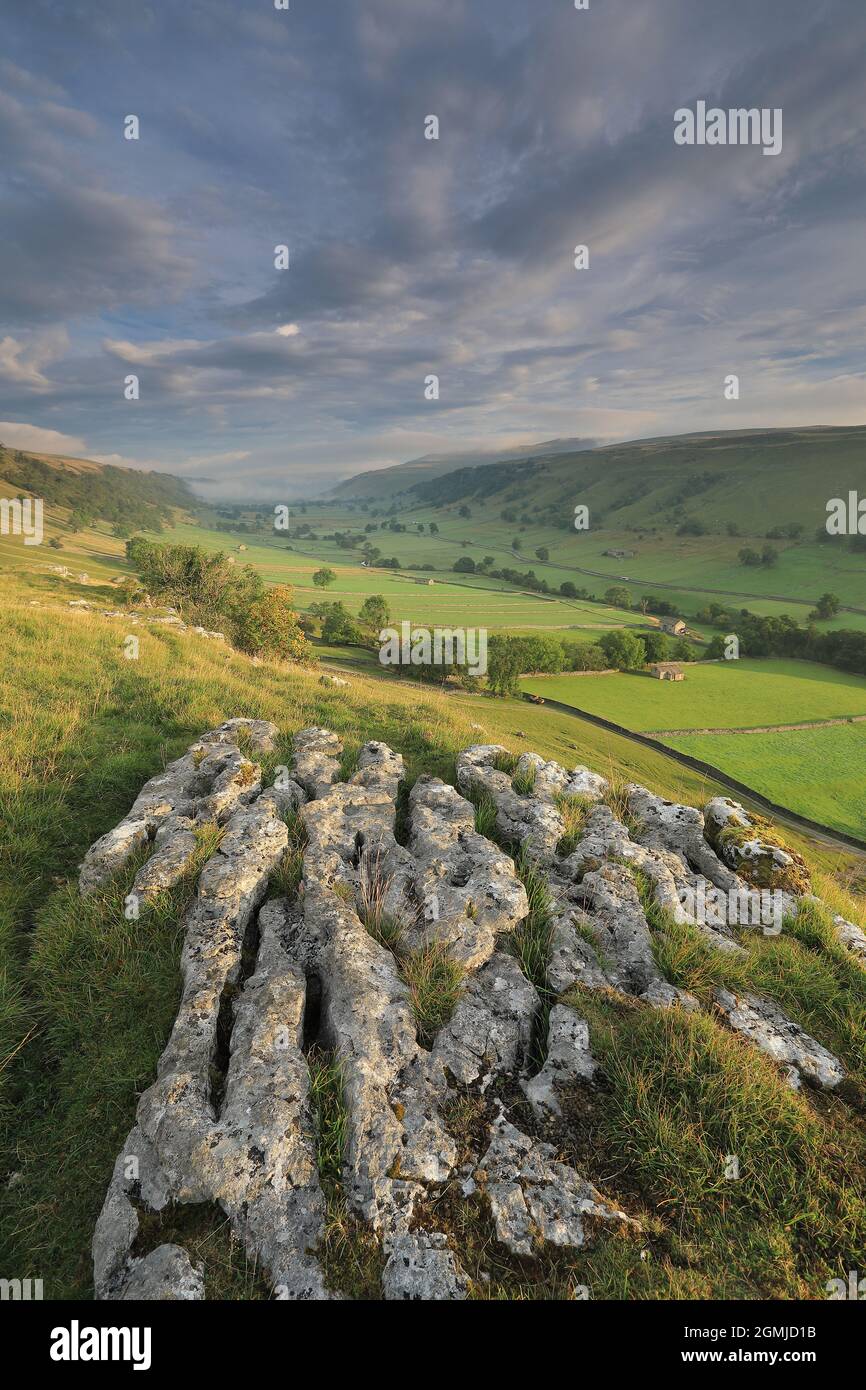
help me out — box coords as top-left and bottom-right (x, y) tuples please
(1, 578), (865, 1298)
(522, 660), (866, 731)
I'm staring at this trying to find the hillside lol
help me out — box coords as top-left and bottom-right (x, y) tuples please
(403, 426), (866, 535)
(329, 437), (596, 501)
(1, 586), (865, 1301)
(0, 445), (193, 530)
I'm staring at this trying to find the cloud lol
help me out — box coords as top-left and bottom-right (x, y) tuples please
(0, 421), (88, 454)
(0, 0), (863, 491)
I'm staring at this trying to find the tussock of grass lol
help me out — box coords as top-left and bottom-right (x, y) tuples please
(357, 849), (406, 951)
(258, 733), (295, 789)
(307, 1047), (384, 1298)
(308, 1048), (347, 1195)
(555, 792), (592, 857)
(467, 785), (498, 839)
(338, 743), (360, 781)
(491, 749), (518, 775)
(268, 810), (307, 900)
(402, 943), (465, 1049)
(509, 849), (555, 998)
(511, 764), (537, 797)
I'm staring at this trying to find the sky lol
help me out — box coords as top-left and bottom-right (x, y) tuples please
(1, 0), (864, 499)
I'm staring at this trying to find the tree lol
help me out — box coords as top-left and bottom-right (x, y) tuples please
(604, 586), (632, 609)
(760, 544), (778, 568)
(641, 631), (672, 662)
(458, 505), (472, 518)
(313, 566), (337, 588)
(429, 521), (439, 534)
(535, 546), (549, 562)
(810, 592), (840, 621)
(560, 581), (577, 598)
(487, 637), (522, 696)
(453, 556), (476, 573)
(358, 594), (390, 629)
(599, 630), (645, 671)
(316, 601), (362, 643)
(738, 547), (762, 567)
(238, 585), (313, 663)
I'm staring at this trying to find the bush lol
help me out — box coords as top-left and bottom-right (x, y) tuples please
(237, 585), (313, 663)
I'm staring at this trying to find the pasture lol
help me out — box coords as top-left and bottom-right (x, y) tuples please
(665, 724), (866, 841)
(521, 659), (866, 732)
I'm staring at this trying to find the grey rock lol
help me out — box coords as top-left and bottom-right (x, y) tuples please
(476, 1118), (634, 1256)
(433, 952), (539, 1086)
(833, 914), (866, 961)
(292, 726), (343, 798)
(403, 776), (528, 968)
(522, 1005), (597, 1118)
(575, 863), (699, 1011)
(382, 1233), (468, 1301)
(704, 798), (810, 895)
(456, 745), (565, 863)
(714, 988), (845, 1090)
(120, 1245), (204, 1301)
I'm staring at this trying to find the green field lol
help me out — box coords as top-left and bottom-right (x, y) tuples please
(665, 725), (866, 841)
(148, 521), (638, 635)
(522, 660), (866, 732)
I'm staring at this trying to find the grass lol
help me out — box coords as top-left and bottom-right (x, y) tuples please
(632, 869), (866, 1094)
(557, 988), (866, 1298)
(511, 763), (537, 797)
(522, 659), (866, 732)
(666, 724), (866, 841)
(555, 793), (592, 856)
(307, 1047), (384, 1299)
(509, 849), (555, 999)
(1, 563), (865, 1299)
(401, 944), (465, 1049)
(357, 849), (407, 951)
(469, 787), (499, 840)
(0, 830), (218, 1298)
(268, 810), (308, 899)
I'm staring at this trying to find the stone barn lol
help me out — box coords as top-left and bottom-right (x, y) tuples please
(651, 662), (685, 681)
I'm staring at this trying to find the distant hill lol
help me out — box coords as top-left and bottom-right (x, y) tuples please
(0, 445), (193, 530)
(405, 426), (866, 534)
(329, 437), (597, 500)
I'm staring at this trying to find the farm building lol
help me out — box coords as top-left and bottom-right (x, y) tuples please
(651, 662), (685, 681)
(662, 618), (687, 635)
